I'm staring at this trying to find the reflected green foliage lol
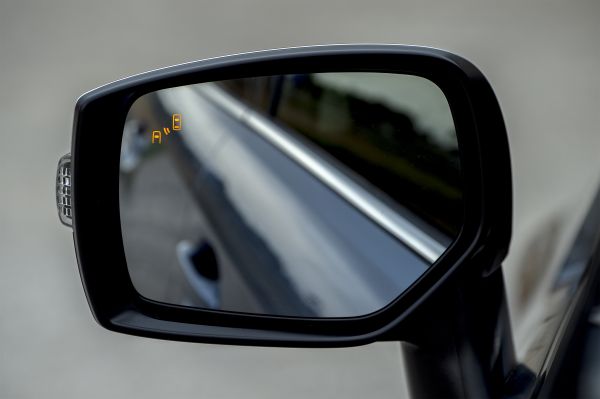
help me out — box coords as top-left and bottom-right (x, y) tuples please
(219, 74), (462, 236)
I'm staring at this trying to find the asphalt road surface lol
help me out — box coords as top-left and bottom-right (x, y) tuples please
(1, 1), (599, 398)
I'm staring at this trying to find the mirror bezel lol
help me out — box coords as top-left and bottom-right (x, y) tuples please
(71, 44), (511, 346)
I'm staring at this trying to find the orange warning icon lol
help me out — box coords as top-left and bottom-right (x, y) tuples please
(151, 130), (161, 144)
(172, 114), (182, 131)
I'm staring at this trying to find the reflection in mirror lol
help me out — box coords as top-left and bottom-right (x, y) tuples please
(119, 73), (462, 318)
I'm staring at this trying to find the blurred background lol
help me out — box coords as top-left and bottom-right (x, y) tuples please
(1, 1), (599, 397)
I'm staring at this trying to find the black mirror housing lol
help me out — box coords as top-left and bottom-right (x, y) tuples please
(68, 45), (512, 346)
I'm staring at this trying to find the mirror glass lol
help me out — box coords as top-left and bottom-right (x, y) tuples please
(119, 72), (462, 318)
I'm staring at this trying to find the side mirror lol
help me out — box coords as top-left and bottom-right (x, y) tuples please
(60, 45), (511, 346)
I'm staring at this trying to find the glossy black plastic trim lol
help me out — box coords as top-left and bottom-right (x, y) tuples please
(71, 44), (512, 346)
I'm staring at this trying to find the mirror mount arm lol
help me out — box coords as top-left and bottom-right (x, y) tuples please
(388, 260), (528, 397)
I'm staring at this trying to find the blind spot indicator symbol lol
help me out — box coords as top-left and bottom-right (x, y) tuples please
(150, 114), (180, 144)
